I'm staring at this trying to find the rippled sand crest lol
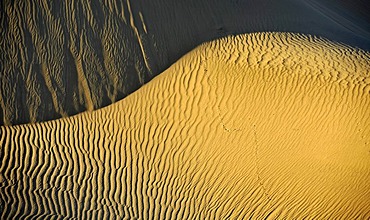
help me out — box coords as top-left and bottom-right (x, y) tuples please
(2, 0), (370, 125)
(1, 33), (370, 218)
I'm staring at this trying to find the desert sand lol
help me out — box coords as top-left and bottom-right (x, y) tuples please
(1, 0), (370, 125)
(1, 33), (369, 219)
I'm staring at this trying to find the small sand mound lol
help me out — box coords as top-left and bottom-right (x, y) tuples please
(1, 32), (370, 219)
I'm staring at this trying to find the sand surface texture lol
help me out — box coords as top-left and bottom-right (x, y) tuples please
(1, 33), (370, 218)
(1, 0), (370, 125)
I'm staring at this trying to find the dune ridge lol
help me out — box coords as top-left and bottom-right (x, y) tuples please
(2, 0), (370, 125)
(1, 32), (370, 219)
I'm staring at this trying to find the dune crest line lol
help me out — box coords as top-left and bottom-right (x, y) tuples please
(1, 32), (370, 219)
(2, 0), (370, 125)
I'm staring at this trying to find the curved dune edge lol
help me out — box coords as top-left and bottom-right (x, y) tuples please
(2, 0), (370, 125)
(1, 32), (370, 218)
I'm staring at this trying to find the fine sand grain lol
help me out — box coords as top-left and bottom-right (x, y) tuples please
(1, 33), (370, 219)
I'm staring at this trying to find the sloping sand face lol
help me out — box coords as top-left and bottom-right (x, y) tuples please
(1, 33), (370, 218)
(2, 0), (370, 125)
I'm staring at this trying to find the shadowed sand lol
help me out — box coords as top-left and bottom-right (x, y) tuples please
(1, 33), (370, 218)
(1, 0), (370, 125)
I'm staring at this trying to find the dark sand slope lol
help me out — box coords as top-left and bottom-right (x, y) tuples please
(1, 33), (370, 219)
(1, 0), (370, 125)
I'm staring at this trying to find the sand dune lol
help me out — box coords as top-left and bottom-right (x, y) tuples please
(1, 33), (370, 218)
(1, 0), (370, 125)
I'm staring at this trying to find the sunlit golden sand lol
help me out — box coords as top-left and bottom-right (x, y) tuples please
(2, 0), (370, 125)
(1, 33), (370, 219)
